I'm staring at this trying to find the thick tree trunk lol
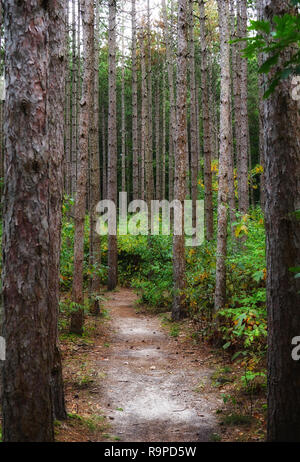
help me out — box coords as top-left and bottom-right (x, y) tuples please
(107, 0), (118, 290)
(214, 0), (231, 312)
(71, 0), (94, 334)
(2, 0), (54, 441)
(262, 0), (300, 442)
(172, 0), (188, 321)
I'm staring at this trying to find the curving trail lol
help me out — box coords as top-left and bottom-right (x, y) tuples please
(98, 288), (220, 442)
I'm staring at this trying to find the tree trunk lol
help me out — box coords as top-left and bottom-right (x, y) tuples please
(237, 0), (249, 214)
(262, 0), (300, 442)
(89, 0), (101, 314)
(132, 0), (139, 200)
(215, 0), (232, 312)
(199, 0), (214, 240)
(48, 0), (67, 422)
(155, 82), (161, 200)
(70, 0), (94, 334)
(107, 0), (118, 290)
(2, 0), (54, 441)
(188, 0), (198, 229)
(71, 0), (78, 197)
(172, 0), (188, 321)
(162, 0), (176, 202)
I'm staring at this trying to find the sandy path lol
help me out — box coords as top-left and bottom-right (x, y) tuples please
(98, 288), (220, 442)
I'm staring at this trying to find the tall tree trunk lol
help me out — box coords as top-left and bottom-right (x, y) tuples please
(147, 0), (154, 203)
(237, 0), (249, 214)
(65, 0), (72, 195)
(155, 81), (161, 200)
(257, 0), (265, 211)
(172, 0), (188, 321)
(214, 0), (232, 312)
(199, 0), (214, 240)
(70, 0), (94, 334)
(140, 32), (150, 209)
(102, 104), (107, 200)
(107, 0), (118, 290)
(89, 0), (101, 314)
(188, 0), (198, 228)
(121, 15), (126, 193)
(48, 0), (67, 422)
(2, 0), (54, 441)
(162, 69), (167, 200)
(162, 0), (176, 202)
(71, 0), (78, 196)
(131, 0), (139, 200)
(262, 0), (300, 443)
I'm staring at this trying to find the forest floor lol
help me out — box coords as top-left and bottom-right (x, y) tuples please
(56, 288), (266, 443)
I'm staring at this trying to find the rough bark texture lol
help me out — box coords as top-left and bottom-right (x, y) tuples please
(262, 0), (300, 442)
(107, 0), (118, 290)
(237, 0), (249, 214)
(102, 104), (107, 200)
(162, 71), (166, 201)
(155, 82), (161, 200)
(2, 0), (54, 441)
(188, 0), (198, 228)
(71, 0), (94, 334)
(48, 0), (67, 421)
(162, 0), (176, 202)
(65, 0), (71, 195)
(121, 15), (126, 193)
(89, 0), (101, 314)
(256, 0), (266, 211)
(199, 0), (213, 241)
(131, 0), (139, 200)
(71, 0), (78, 196)
(172, 0), (188, 321)
(214, 0), (231, 312)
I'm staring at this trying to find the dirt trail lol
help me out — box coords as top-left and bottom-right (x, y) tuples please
(98, 288), (221, 442)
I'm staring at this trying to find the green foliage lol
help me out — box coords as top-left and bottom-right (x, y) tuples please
(241, 10), (300, 97)
(116, 207), (267, 357)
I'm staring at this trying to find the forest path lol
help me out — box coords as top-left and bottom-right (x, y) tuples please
(97, 288), (220, 442)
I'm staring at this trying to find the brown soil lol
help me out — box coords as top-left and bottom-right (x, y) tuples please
(57, 288), (266, 443)
(92, 288), (220, 442)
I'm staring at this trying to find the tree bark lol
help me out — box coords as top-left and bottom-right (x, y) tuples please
(89, 0), (101, 314)
(172, 0), (188, 321)
(48, 0), (67, 421)
(70, 0), (94, 334)
(262, 0), (300, 442)
(131, 0), (139, 200)
(215, 0), (232, 312)
(2, 0), (54, 441)
(162, 0), (176, 202)
(199, 0), (214, 240)
(107, 0), (118, 290)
